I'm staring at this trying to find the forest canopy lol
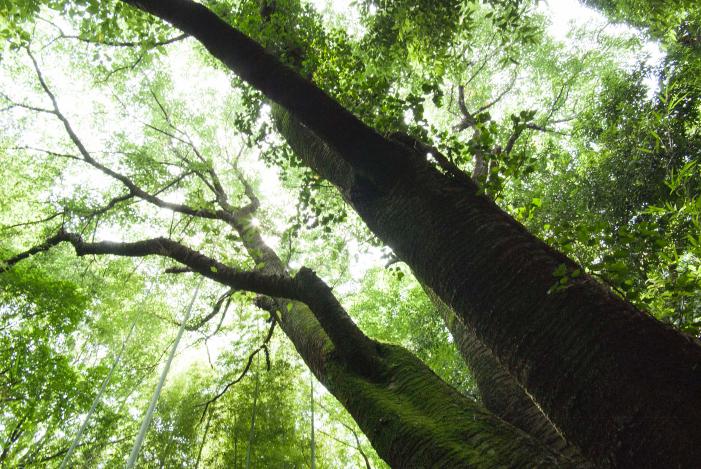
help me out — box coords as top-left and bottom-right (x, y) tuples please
(1, 0), (700, 467)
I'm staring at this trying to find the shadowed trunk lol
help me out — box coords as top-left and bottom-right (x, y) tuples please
(117, 1), (701, 466)
(425, 288), (585, 461)
(271, 105), (701, 468)
(213, 188), (578, 467)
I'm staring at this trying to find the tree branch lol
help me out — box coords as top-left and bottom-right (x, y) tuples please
(390, 132), (471, 185)
(37, 16), (189, 48)
(0, 91), (56, 115)
(457, 85), (473, 125)
(475, 75), (517, 115)
(3, 229), (381, 376)
(231, 166), (260, 219)
(57, 231), (300, 297)
(0, 232), (66, 273)
(1, 212), (64, 232)
(119, 0), (408, 187)
(62, 33), (188, 48)
(196, 315), (277, 418)
(23, 50), (239, 225)
(185, 288), (235, 331)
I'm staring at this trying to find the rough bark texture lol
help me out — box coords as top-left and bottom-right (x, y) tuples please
(272, 106), (701, 467)
(426, 288), (586, 462)
(117, 1), (701, 466)
(215, 201), (577, 468)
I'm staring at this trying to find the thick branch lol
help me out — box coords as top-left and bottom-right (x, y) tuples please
(457, 85), (473, 124)
(120, 0), (408, 187)
(231, 166), (261, 218)
(0, 233), (65, 273)
(504, 126), (526, 156)
(58, 231), (300, 298)
(454, 86), (491, 182)
(390, 132), (471, 185)
(294, 267), (381, 376)
(4, 230), (380, 375)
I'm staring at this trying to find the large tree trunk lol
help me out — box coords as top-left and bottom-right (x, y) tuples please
(425, 288), (584, 460)
(215, 188), (576, 467)
(271, 108), (701, 467)
(119, 1), (701, 466)
(273, 304), (576, 467)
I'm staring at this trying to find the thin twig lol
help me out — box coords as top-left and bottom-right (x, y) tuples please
(196, 318), (276, 420)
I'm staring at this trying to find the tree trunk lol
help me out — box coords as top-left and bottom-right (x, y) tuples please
(117, 1), (701, 466)
(426, 287), (584, 461)
(195, 406), (213, 469)
(245, 358), (259, 469)
(127, 281), (201, 469)
(309, 371), (315, 469)
(271, 106), (701, 467)
(60, 317), (139, 469)
(213, 181), (577, 467)
(233, 413), (238, 469)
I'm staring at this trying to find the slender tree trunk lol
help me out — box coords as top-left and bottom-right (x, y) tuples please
(309, 370), (315, 469)
(195, 407), (213, 469)
(233, 413), (238, 469)
(107, 3), (700, 465)
(60, 316), (139, 469)
(127, 282), (201, 468)
(245, 358), (260, 469)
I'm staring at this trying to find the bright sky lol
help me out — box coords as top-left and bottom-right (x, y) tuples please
(541, 0), (663, 62)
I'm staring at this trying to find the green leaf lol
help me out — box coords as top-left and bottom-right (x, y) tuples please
(552, 263), (568, 278)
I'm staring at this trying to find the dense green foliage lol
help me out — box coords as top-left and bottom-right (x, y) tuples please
(0, 0), (699, 466)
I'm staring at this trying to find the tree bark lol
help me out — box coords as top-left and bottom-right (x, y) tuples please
(244, 358), (259, 469)
(271, 106), (701, 467)
(203, 188), (577, 468)
(426, 288), (585, 462)
(115, 1), (701, 466)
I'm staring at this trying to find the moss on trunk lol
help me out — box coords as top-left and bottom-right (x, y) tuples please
(227, 181), (576, 468)
(273, 105), (701, 467)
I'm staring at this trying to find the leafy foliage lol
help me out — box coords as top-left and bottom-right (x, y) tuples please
(0, 0), (700, 466)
